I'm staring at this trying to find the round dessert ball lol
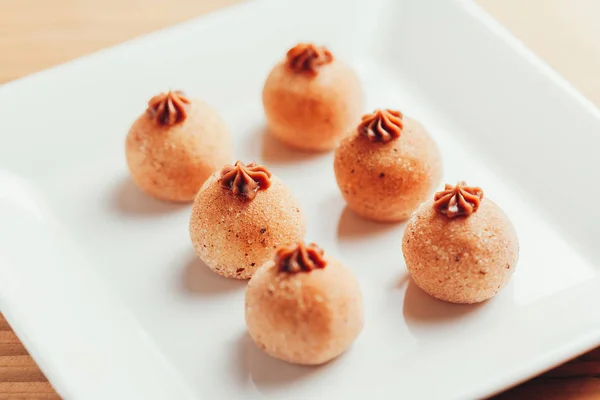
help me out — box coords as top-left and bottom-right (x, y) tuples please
(245, 242), (363, 365)
(402, 182), (519, 304)
(126, 90), (232, 202)
(189, 161), (306, 279)
(334, 109), (442, 222)
(262, 43), (364, 152)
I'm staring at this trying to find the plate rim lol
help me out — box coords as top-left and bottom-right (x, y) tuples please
(1, 0), (600, 399)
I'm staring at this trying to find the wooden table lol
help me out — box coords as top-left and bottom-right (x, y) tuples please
(1, 0), (600, 398)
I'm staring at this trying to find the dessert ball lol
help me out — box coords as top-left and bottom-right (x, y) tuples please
(126, 90), (232, 202)
(402, 182), (519, 304)
(262, 43), (364, 152)
(189, 161), (305, 279)
(245, 242), (363, 365)
(334, 109), (442, 222)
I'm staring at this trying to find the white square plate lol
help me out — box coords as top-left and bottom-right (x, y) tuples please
(2, 0), (600, 399)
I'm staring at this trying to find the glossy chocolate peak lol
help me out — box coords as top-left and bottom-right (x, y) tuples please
(358, 109), (404, 143)
(275, 242), (327, 273)
(147, 91), (191, 126)
(219, 161), (272, 200)
(286, 43), (334, 75)
(433, 181), (484, 218)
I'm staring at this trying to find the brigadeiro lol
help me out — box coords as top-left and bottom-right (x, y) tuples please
(334, 109), (442, 222)
(125, 90), (232, 202)
(402, 182), (519, 304)
(245, 242), (363, 365)
(189, 161), (305, 279)
(262, 43), (364, 152)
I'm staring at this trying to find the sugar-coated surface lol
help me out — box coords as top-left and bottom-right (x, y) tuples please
(262, 59), (363, 152)
(403, 198), (519, 304)
(245, 258), (363, 365)
(126, 98), (232, 202)
(3, 1), (600, 395)
(190, 174), (306, 279)
(6, 59), (594, 400)
(334, 117), (442, 222)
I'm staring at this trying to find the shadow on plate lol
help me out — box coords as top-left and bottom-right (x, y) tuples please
(234, 332), (317, 390)
(402, 279), (483, 323)
(181, 254), (246, 295)
(258, 126), (323, 165)
(337, 205), (399, 238)
(111, 177), (186, 216)
(394, 272), (411, 290)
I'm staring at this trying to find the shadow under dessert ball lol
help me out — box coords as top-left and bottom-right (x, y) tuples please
(189, 161), (306, 279)
(334, 109), (442, 222)
(402, 182), (519, 304)
(245, 242), (363, 365)
(125, 90), (232, 202)
(262, 43), (364, 152)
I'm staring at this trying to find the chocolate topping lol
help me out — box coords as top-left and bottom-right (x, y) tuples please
(357, 109), (404, 143)
(275, 242), (327, 273)
(286, 43), (334, 75)
(146, 91), (191, 126)
(433, 181), (484, 218)
(219, 161), (272, 200)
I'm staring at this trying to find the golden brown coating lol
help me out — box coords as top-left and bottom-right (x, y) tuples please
(126, 95), (232, 202)
(262, 44), (364, 152)
(189, 173), (306, 279)
(245, 251), (363, 365)
(402, 198), (519, 304)
(334, 116), (442, 222)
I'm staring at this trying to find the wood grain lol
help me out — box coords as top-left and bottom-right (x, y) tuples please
(478, 0), (600, 108)
(1, 0), (600, 399)
(0, 315), (58, 399)
(0, 0), (241, 83)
